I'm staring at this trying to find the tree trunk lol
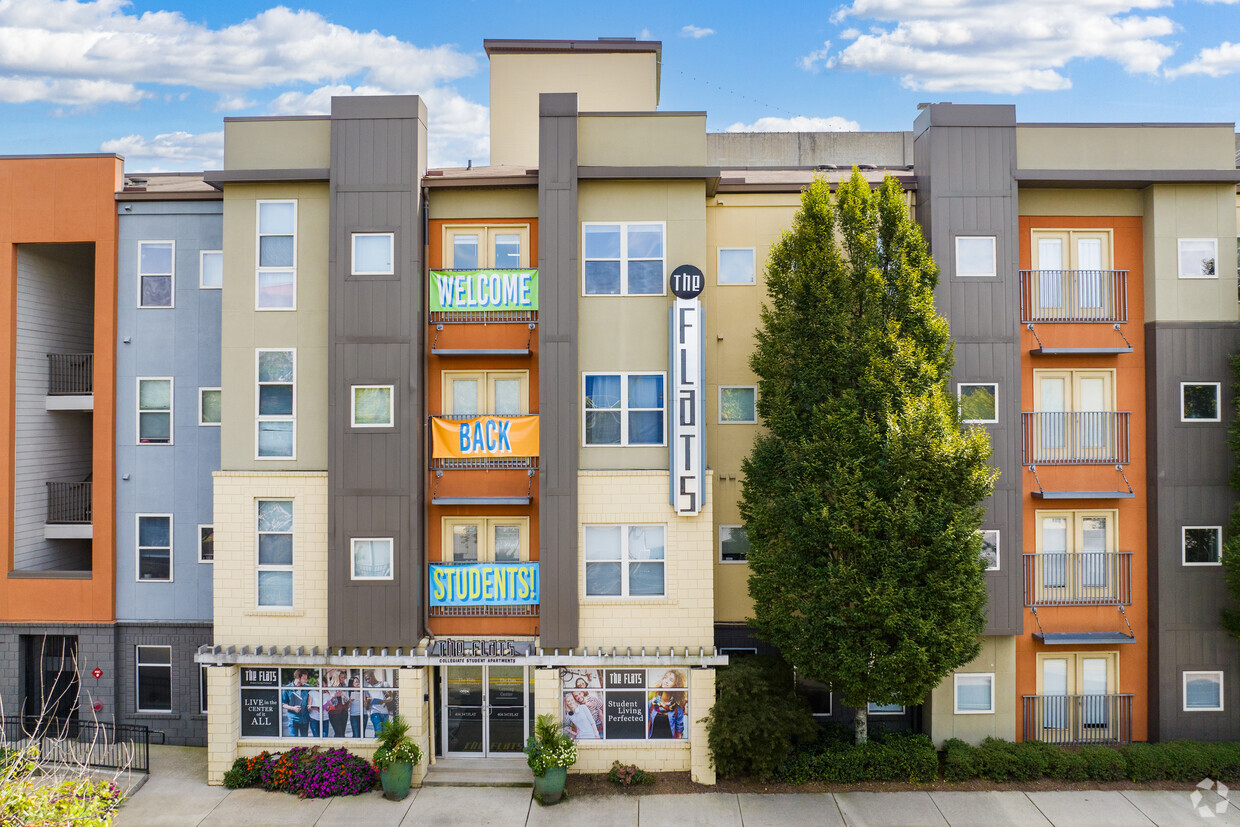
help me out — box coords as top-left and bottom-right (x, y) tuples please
(854, 704), (868, 744)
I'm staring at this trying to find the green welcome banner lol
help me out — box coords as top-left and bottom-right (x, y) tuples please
(430, 269), (538, 312)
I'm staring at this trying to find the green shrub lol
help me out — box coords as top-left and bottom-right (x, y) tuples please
(1120, 743), (1167, 782)
(705, 656), (818, 780)
(1079, 745), (1125, 781)
(607, 760), (655, 786)
(779, 731), (937, 783)
(223, 752), (268, 789)
(942, 738), (979, 782)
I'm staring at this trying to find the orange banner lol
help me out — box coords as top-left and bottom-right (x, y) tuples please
(431, 415), (539, 459)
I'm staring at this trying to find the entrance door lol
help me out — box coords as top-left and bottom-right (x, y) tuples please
(443, 665), (529, 756)
(22, 635), (80, 734)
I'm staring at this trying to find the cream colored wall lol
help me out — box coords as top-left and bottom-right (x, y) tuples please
(1016, 126), (1236, 171)
(212, 471), (328, 647)
(577, 471), (714, 650)
(1018, 189), (1144, 217)
(220, 183), (329, 471)
(1142, 183), (1239, 322)
(206, 665), (240, 784)
(427, 187), (538, 219)
(224, 119), (331, 170)
(578, 115), (706, 167)
(927, 636), (1017, 747)
(490, 52), (659, 167)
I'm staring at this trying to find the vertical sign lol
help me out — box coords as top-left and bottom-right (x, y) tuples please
(669, 265), (704, 516)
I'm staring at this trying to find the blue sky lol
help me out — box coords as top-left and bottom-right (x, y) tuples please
(0, 0), (1237, 170)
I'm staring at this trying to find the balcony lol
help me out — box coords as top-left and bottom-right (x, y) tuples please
(429, 268), (538, 356)
(45, 354), (93, 411)
(428, 414), (539, 505)
(1020, 270), (1128, 325)
(1021, 412), (1130, 466)
(428, 561), (539, 618)
(1022, 694), (1133, 745)
(1023, 552), (1132, 607)
(45, 481), (91, 539)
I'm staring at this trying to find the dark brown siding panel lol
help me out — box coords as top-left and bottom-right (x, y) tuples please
(538, 92), (580, 649)
(328, 96), (427, 648)
(1147, 321), (1240, 740)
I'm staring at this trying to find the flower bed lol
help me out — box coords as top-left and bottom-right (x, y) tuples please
(224, 747), (377, 798)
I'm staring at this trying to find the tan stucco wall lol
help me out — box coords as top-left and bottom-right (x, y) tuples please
(224, 119), (331, 171)
(1016, 126), (1236, 171)
(220, 182), (329, 470)
(927, 636), (1017, 746)
(489, 51), (659, 167)
(206, 665), (240, 784)
(1142, 183), (1239, 322)
(578, 115), (706, 168)
(427, 187), (538, 219)
(211, 471), (328, 647)
(1018, 189), (1145, 217)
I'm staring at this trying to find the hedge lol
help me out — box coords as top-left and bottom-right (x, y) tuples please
(778, 730), (939, 784)
(943, 738), (1240, 783)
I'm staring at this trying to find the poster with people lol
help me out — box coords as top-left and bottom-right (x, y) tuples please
(559, 667), (688, 741)
(240, 666), (397, 740)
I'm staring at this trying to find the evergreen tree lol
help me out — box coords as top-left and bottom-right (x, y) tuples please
(739, 171), (996, 743)
(1219, 355), (1240, 640)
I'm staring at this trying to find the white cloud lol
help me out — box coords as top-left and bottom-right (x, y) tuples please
(1167, 41), (1240, 77)
(798, 41), (834, 72)
(100, 129), (223, 170)
(0, 74), (141, 105)
(213, 94), (255, 112)
(725, 115), (861, 132)
(680, 25), (715, 39)
(826, 0), (1178, 93)
(638, 28), (653, 40)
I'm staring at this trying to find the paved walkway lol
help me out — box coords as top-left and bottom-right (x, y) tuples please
(113, 746), (1240, 826)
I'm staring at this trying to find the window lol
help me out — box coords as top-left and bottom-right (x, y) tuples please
(442, 371), (527, 416)
(719, 525), (749, 563)
(257, 500), (294, 607)
(1178, 238), (1217, 279)
(958, 383), (998, 424)
(239, 666), (400, 740)
(980, 529), (1000, 571)
(443, 225), (529, 268)
(136, 645), (172, 713)
(584, 525), (665, 597)
(1036, 652), (1119, 735)
(868, 703), (904, 715)
(136, 515), (172, 581)
(138, 241), (174, 307)
(955, 236), (996, 278)
(1181, 383), (1221, 422)
(795, 675), (832, 718)
(200, 665), (209, 714)
(1029, 230), (1114, 317)
(351, 385), (394, 428)
(351, 538), (394, 580)
(1183, 526), (1222, 566)
(1035, 510), (1116, 591)
(137, 378), (172, 444)
(1184, 671), (1224, 711)
(718, 248), (755, 285)
(200, 250), (223, 289)
(955, 673), (995, 714)
(351, 233), (394, 275)
(256, 200), (296, 309)
(1033, 369), (1115, 460)
(583, 222), (665, 295)
(256, 350), (295, 459)
(558, 667), (689, 741)
(199, 388), (221, 426)
(719, 386), (756, 424)
(198, 525), (214, 563)
(443, 517), (529, 562)
(583, 373), (665, 446)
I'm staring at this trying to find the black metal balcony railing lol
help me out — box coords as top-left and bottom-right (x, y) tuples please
(1020, 270), (1128, 324)
(46, 482), (91, 524)
(428, 413), (538, 471)
(429, 309), (538, 325)
(47, 354), (93, 396)
(1023, 694), (1133, 745)
(1023, 552), (1132, 606)
(1021, 412), (1131, 465)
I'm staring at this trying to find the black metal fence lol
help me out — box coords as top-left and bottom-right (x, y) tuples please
(1023, 552), (1132, 607)
(47, 353), (94, 396)
(1021, 411), (1131, 465)
(1, 716), (149, 773)
(1019, 270), (1128, 323)
(1022, 694), (1133, 745)
(46, 481), (91, 524)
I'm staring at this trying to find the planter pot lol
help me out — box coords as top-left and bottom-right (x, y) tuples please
(379, 761), (413, 801)
(533, 766), (567, 805)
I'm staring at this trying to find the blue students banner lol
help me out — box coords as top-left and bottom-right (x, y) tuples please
(429, 563), (540, 606)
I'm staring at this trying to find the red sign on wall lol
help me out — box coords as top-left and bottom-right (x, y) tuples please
(91, 668), (103, 679)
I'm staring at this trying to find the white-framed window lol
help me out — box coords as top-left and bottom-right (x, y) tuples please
(198, 525), (214, 563)
(1178, 238), (1218, 279)
(256, 349), (295, 459)
(137, 378), (173, 444)
(955, 236), (996, 278)
(138, 240), (174, 307)
(718, 247), (755, 285)
(1183, 526), (1222, 566)
(256, 200), (296, 309)
(351, 538), (394, 580)
(136, 514), (172, 582)
(582, 222), (666, 295)
(719, 525), (750, 563)
(868, 703), (904, 715)
(980, 529), (1000, 571)
(1181, 382), (1221, 422)
(584, 524), (666, 597)
(443, 225), (530, 269)
(583, 372), (665, 446)
(136, 645), (172, 713)
(352, 233), (394, 276)
(958, 383), (998, 424)
(954, 673), (995, 714)
(443, 517), (529, 562)
(719, 386), (757, 424)
(199, 387), (221, 426)
(1183, 671), (1224, 711)
(200, 665), (209, 714)
(795, 675), (832, 718)
(199, 250), (223, 289)
(351, 385), (394, 428)
(257, 499), (294, 608)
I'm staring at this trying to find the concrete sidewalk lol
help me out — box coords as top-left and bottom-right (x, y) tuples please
(114, 746), (1240, 826)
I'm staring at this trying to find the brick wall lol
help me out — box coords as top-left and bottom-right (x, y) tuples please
(115, 622), (212, 746)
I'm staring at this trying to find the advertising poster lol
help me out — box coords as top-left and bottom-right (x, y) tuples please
(558, 667), (689, 741)
(646, 668), (688, 739)
(240, 666), (397, 741)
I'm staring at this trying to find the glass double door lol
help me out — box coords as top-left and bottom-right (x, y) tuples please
(444, 665), (530, 756)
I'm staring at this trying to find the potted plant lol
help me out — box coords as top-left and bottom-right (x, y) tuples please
(373, 714), (422, 801)
(524, 712), (577, 805)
